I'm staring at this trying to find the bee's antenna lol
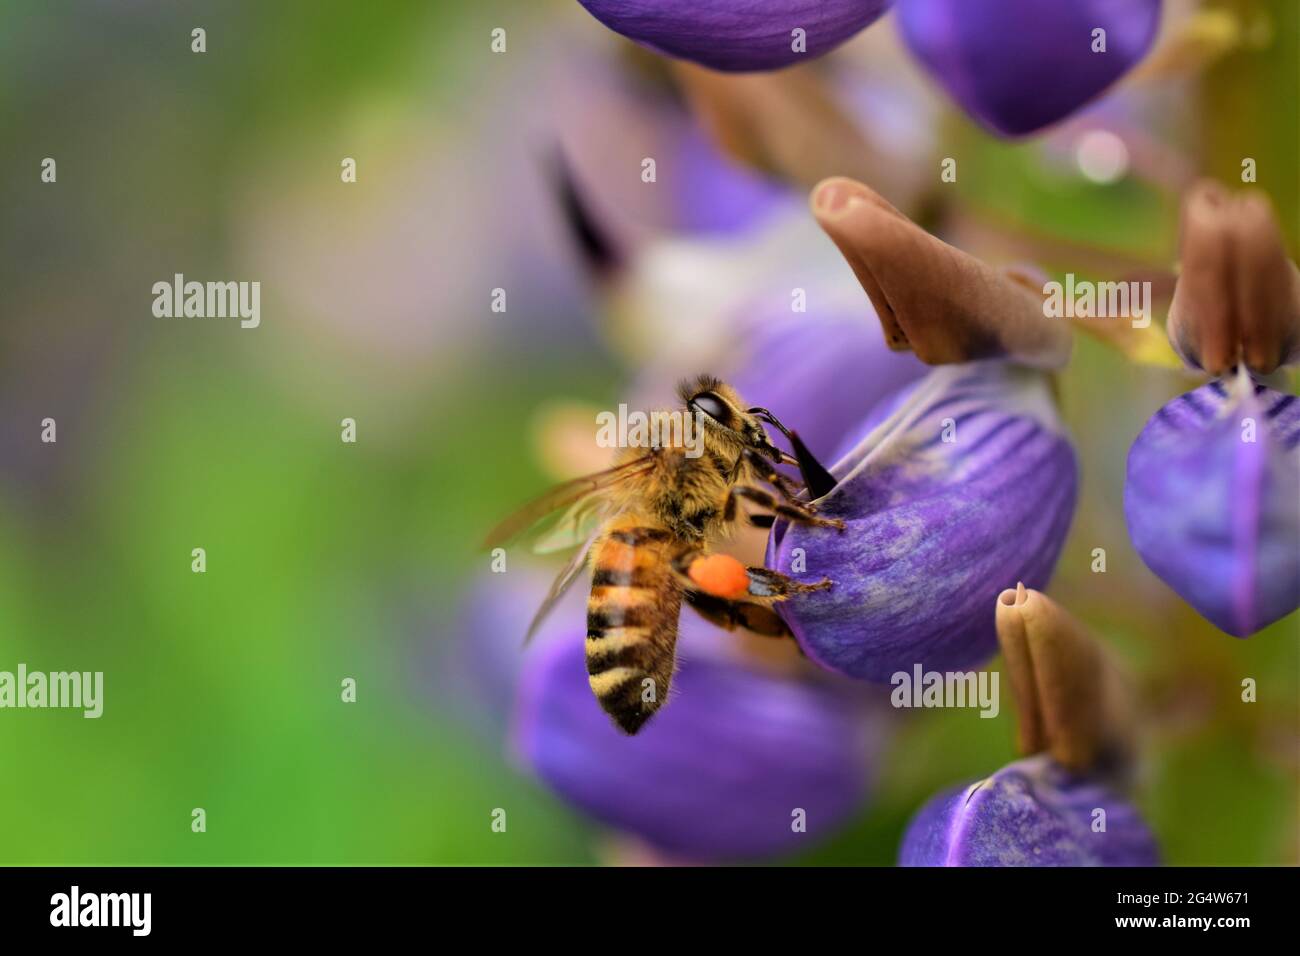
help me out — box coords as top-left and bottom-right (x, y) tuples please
(748, 407), (794, 440)
(749, 406), (837, 498)
(788, 429), (838, 500)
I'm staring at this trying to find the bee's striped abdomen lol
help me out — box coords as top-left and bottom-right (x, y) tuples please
(586, 523), (680, 734)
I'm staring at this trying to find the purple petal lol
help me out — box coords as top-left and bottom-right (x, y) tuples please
(576, 0), (892, 72)
(1124, 378), (1300, 637)
(669, 126), (790, 235)
(514, 615), (885, 861)
(767, 362), (1078, 681)
(899, 755), (1159, 866)
(897, 0), (1162, 136)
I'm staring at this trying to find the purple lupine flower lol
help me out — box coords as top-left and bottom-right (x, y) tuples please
(1125, 376), (1300, 637)
(575, 0), (1157, 137)
(896, 0), (1162, 136)
(767, 361), (1078, 681)
(899, 755), (1159, 866)
(576, 0), (893, 73)
(514, 614), (885, 861)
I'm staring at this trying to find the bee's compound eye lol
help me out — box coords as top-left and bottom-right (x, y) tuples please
(691, 392), (729, 423)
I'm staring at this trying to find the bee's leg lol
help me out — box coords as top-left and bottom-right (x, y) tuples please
(671, 546), (802, 642)
(675, 564), (826, 651)
(683, 587), (791, 638)
(742, 565), (833, 597)
(724, 485), (845, 531)
(739, 448), (804, 502)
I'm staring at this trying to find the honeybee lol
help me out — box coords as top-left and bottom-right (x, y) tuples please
(485, 375), (844, 734)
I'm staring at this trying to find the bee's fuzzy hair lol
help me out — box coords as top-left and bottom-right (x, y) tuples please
(675, 373), (725, 405)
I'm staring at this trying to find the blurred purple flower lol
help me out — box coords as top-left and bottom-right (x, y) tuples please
(429, 569), (555, 739)
(1125, 376), (1300, 637)
(899, 755), (1159, 866)
(576, 0), (893, 72)
(669, 126), (790, 235)
(555, 61), (790, 247)
(575, 0), (1158, 137)
(768, 361), (1078, 680)
(514, 615), (885, 861)
(422, 565), (593, 750)
(897, 0), (1162, 136)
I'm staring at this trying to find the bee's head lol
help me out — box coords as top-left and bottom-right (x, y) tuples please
(678, 375), (785, 463)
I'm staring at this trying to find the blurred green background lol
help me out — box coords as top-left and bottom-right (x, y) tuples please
(0, 0), (1294, 864)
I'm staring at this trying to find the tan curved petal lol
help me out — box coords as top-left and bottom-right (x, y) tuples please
(809, 176), (1072, 368)
(1167, 180), (1300, 375)
(995, 585), (1135, 773)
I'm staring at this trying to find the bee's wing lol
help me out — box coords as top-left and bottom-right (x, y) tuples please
(524, 526), (602, 644)
(482, 454), (655, 550)
(533, 495), (608, 554)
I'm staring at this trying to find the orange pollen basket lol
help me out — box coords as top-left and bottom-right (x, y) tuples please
(687, 553), (750, 600)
